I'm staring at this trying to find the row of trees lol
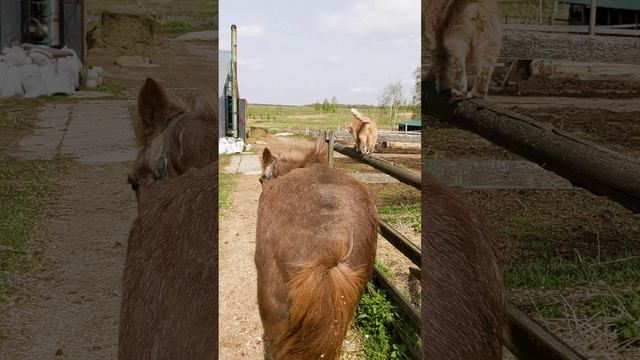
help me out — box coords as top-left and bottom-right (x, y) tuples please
(311, 67), (421, 125)
(313, 97), (338, 112)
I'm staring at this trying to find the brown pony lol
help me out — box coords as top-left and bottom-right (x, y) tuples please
(118, 78), (218, 359)
(256, 140), (378, 359)
(422, 171), (509, 359)
(127, 77), (217, 208)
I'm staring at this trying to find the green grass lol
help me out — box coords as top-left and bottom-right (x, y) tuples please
(506, 258), (640, 290)
(520, 290), (640, 345)
(1, 96), (73, 128)
(355, 267), (420, 360)
(92, 82), (125, 96)
(378, 204), (421, 233)
(0, 157), (57, 302)
(247, 104), (415, 132)
(218, 155), (236, 215)
(219, 173), (235, 215)
(499, 0), (570, 25)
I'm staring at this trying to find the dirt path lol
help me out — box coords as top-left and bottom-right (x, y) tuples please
(0, 31), (215, 358)
(0, 163), (136, 359)
(218, 174), (264, 359)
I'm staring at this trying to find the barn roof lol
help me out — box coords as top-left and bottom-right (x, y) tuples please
(398, 119), (422, 127)
(219, 49), (232, 95)
(560, 0), (640, 11)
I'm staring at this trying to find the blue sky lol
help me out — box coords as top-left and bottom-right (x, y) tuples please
(220, 0), (420, 106)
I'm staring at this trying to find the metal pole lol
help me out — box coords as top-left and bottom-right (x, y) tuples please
(589, 0), (597, 35)
(231, 25), (238, 137)
(551, 0), (559, 26)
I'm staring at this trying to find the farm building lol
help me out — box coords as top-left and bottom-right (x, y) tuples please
(0, 0), (86, 61)
(219, 25), (247, 149)
(560, 0), (640, 26)
(397, 119), (421, 133)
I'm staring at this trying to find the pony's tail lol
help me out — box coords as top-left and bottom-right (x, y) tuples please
(276, 233), (368, 360)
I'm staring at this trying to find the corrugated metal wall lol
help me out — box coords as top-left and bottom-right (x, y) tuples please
(0, 0), (22, 48)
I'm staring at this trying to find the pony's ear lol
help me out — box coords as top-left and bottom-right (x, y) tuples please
(261, 148), (274, 169)
(137, 78), (170, 136)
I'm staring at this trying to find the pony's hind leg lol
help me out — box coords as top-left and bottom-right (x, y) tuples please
(468, 11), (501, 98)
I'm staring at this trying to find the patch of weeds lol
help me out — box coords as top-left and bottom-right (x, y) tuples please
(218, 154), (237, 215)
(506, 257), (640, 290)
(355, 272), (418, 359)
(0, 157), (56, 302)
(0, 96), (73, 131)
(523, 291), (640, 347)
(378, 204), (421, 232)
(93, 83), (124, 96)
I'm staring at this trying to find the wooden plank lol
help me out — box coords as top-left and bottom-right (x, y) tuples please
(379, 221), (420, 267)
(372, 268), (421, 333)
(328, 130), (335, 168)
(507, 304), (586, 360)
(530, 59), (640, 81)
(422, 81), (640, 213)
(393, 324), (421, 360)
(501, 23), (640, 36)
(334, 143), (420, 190)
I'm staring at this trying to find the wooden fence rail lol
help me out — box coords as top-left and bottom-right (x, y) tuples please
(422, 81), (640, 213)
(330, 131), (588, 359)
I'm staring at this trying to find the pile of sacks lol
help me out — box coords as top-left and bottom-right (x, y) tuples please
(0, 45), (82, 98)
(219, 137), (248, 154)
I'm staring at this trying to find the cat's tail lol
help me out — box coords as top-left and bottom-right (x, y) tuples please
(350, 108), (372, 123)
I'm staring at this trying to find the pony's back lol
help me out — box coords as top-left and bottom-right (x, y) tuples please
(256, 163), (378, 359)
(118, 163), (217, 359)
(422, 172), (508, 359)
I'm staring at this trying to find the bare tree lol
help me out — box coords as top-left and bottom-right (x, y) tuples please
(379, 80), (405, 127)
(412, 66), (421, 116)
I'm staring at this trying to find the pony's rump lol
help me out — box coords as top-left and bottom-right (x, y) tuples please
(276, 232), (368, 359)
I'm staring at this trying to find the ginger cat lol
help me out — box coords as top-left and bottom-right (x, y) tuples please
(423, 0), (501, 99)
(346, 108), (378, 154)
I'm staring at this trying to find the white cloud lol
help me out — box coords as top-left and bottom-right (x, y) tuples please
(238, 57), (263, 70)
(318, 0), (419, 36)
(327, 55), (341, 63)
(392, 34), (420, 47)
(237, 25), (265, 37)
(350, 86), (376, 93)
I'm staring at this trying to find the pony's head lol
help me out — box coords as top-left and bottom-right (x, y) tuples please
(260, 138), (327, 185)
(127, 78), (217, 209)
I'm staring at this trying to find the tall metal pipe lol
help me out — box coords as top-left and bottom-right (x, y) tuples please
(589, 0), (597, 35)
(231, 24), (239, 137)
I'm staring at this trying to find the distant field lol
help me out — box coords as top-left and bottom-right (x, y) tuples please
(500, 0), (570, 24)
(247, 104), (416, 132)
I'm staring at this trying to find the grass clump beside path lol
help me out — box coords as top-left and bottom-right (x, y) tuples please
(0, 157), (57, 302)
(354, 263), (420, 360)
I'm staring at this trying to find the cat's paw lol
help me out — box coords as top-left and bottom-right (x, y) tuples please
(467, 88), (487, 99)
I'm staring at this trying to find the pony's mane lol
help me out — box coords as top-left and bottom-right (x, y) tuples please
(274, 139), (327, 175)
